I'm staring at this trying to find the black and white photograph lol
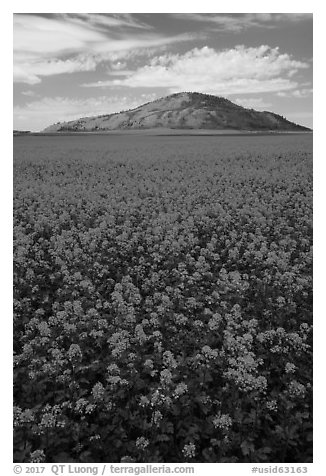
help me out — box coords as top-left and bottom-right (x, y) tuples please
(12, 5), (314, 470)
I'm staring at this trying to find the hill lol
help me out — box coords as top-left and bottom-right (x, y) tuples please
(43, 92), (311, 133)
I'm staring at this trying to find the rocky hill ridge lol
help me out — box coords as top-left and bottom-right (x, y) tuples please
(43, 92), (311, 132)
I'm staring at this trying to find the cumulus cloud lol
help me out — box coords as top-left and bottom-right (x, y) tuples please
(111, 61), (128, 71)
(13, 94), (158, 132)
(82, 45), (309, 95)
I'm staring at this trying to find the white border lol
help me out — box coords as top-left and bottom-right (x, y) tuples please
(5, 2), (322, 475)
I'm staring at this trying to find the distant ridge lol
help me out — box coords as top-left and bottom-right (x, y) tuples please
(13, 130), (31, 136)
(43, 92), (311, 133)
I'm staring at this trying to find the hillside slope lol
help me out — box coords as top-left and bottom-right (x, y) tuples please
(43, 92), (311, 132)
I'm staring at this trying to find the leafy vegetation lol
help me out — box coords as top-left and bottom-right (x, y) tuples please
(13, 134), (312, 463)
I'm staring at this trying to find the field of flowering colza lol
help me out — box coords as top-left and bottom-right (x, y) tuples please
(13, 133), (312, 464)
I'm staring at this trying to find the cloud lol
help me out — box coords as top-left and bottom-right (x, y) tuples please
(82, 45), (309, 96)
(66, 13), (152, 31)
(111, 61), (127, 71)
(13, 14), (105, 84)
(13, 14), (105, 55)
(233, 97), (272, 110)
(13, 94), (158, 132)
(171, 13), (312, 31)
(14, 54), (98, 85)
(21, 90), (39, 97)
(13, 14), (194, 84)
(277, 88), (313, 98)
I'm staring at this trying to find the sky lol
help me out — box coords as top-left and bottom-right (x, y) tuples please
(13, 13), (313, 131)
